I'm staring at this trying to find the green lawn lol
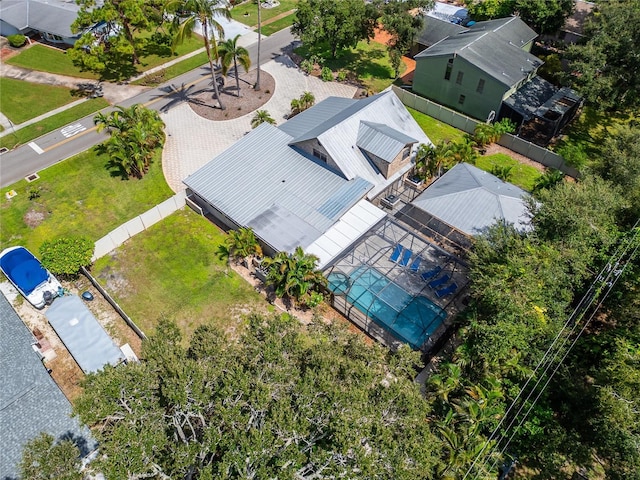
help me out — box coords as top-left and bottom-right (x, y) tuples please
(408, 107), (467, 144)
(91, 209), (265, 340)
(231, 0), (298, 27)
(6, 32), (203, 80)
(0, 78), (77, 124)
(296, 40), (403, 93)
(475, 153), (542, 191)
(6, 45), (98, 79)
(552, 105), (638, 169)
(133, 51), (209, 86)
(0, 98), (109, 150)
(1, 148), (172, 253)
(261, 13), (296, 36)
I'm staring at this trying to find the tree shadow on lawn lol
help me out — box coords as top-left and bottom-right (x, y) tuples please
(298, 42), (393, 85)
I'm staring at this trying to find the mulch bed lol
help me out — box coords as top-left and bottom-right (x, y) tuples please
(189, 68), (275, 121)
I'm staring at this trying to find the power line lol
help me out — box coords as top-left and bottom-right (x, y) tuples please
(464, 220), (640, 479)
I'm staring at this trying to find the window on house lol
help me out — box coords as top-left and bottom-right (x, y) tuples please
(456, 71), (464, 85)
(313, 148), (327, 163)
(458, 94), (466, 105)
(402, 147), (411, 160)
(444, 58), (453, 80)
(476, 79), (485, 94)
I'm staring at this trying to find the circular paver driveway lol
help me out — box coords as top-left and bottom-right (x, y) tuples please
(161, 56), (357, 192)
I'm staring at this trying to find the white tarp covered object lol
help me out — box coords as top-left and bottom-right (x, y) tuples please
(306, 199), (387, 268)
(46, 295), (123, 374)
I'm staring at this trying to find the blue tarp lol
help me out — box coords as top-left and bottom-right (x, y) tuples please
(0, 248), (48, 295)
(46, 295), (124, 374)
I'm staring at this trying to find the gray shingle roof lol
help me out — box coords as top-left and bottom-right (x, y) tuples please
(183, 123), (373, 252)
(416, 28), (542, 87)
(0, 292), (95, 480)
(411, 163), (532, 235)
(0, 0), (80, 38)
(356, 121), (418, 163)
(467, 16), (537, 47)
(416, 15), (468, 47)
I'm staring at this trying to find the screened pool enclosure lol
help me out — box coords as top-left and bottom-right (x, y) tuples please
(325, 218), (467, 351)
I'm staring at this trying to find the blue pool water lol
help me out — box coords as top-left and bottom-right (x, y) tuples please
(328, 266), (447, 349)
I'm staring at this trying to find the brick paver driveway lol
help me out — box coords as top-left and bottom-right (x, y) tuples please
(161, 55), (357, 192)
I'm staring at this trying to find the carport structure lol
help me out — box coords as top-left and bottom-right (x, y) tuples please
(324, 218), (468, 352)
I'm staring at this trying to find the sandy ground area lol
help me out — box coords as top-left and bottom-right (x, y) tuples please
(190, 69), (276, 121)
(1, 275), (143, 403)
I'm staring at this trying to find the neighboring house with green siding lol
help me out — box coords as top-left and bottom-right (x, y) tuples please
(411, 15), (582, 145)
(412, 16), (540, 122)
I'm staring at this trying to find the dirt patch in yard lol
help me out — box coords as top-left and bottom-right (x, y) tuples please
(189, 69), (275, 121)
(23, 207), (49, 228)
(2, 273), (143, 404)
(483, 143), (548, 173)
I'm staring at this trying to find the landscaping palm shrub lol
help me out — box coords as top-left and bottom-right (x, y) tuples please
(7, 34), (26, 47)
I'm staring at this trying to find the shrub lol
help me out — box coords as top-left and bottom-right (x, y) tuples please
(336, 71), (347, 82)
(28, 186), (41, 200)
(7, 34), (26, 48)
(321, 67), (333, 82)
(555, 141), (589, 168)
(300, 59), (314, 74)
(40, 236), (94, 277)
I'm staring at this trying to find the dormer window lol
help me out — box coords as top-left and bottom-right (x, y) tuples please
(313, 148), (327, 162)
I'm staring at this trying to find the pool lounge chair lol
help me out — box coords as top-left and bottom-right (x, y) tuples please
(399, 248), (413, 267)
(420, 265), (442, 281)
(428, 274), (450, 289)
(389, 244), (403, 263)
(409, 256), (422, 273)
(436, 282), (458, 298)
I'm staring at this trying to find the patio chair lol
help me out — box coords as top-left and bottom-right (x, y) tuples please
(420, 265), (442, 282)
(409, 256), (422, 273)
(436, 282), (458, 298)
(399, 248), (413, 267)
(389, 244), (403, 263)
(428, 274), (450, 289)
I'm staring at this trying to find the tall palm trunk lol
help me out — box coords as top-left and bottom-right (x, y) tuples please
(203, 19), (225, 110)
(233, 56), (241, 97)
(254, 0), (261, 90)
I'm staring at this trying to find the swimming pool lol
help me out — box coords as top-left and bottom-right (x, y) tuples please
(328, 265), (447, 349)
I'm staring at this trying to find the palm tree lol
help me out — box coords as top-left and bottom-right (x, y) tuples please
(254, 0), (262, 91)
(251, 110), (276, 129)
(218, 34), (251, 97)
(491, 164), (513, 182)
(167, 0), (231, 110)
(225, 227), (262, 267)
(290, 91), (315, 117)
(94, 104), (165, 178)
(261, 247), (327, 301)
(532, 168), (565, 193)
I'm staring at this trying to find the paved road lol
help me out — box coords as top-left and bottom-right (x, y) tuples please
(0, 29), (296, 188)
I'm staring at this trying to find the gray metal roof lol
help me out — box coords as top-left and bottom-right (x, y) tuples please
(416, 15), (468, 47)
(289, 91), (431, 198)
(416, 28), (542, 87)
(285, 94), (382, 145)
(278, 96), (358, 140)
(0, 0), (80, 38)
(0, 292), (95, 480)
(411, 163), (531, 235)
(467, 16), (537, 47)
(184, 123), (373, 252)
(356, 121), (418, 163)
